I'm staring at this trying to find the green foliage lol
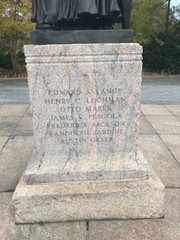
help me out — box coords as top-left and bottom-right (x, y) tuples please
(131, 0), (167, 44)
(0, 53), (12, 69)
(0, 0), (35, 72)
(143, 33), (180, 74)
(131, 0), (180, 74)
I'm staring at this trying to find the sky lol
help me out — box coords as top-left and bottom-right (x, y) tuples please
(171, 0), (180, 7)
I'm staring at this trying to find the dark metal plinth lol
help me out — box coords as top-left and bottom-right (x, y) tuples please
(30, 29), (134, 44)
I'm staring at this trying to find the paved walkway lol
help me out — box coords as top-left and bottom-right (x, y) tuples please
(0, 103), (180, 239)
(142, 76), (180, 104)
(0, 76), (180, 104)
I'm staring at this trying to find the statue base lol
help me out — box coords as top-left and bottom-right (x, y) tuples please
(13, 169), (164, 223)
(30, 29), (134, 44)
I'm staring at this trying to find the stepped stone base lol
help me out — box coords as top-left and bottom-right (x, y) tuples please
(13, 169), (164, 224)
(13, 43), (165, 224)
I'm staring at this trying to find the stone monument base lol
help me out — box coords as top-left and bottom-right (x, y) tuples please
(13, 43), (164, 224)
(13, 169), (164, 224)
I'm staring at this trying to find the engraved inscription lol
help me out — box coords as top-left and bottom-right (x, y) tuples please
(45, 87), (126, 145)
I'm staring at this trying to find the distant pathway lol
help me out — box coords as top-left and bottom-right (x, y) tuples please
(0, 76), (179, 104)
(0, 79), (29, 104)
(141, 76), (180, 104)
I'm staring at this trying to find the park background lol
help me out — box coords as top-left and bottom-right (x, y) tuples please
(0, 0), (179, 77)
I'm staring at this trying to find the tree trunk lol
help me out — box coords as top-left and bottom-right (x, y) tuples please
(10, 50), (18, 73)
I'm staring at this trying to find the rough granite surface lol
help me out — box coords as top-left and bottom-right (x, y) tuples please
(0, 193), (86, 240)
(24, 43), (148, 183)
(13, 169), (164, 223)
(12, 44), (164, 223)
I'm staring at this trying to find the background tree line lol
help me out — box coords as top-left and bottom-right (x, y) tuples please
(0, 0), (34, 74)
(0, 0), (179, 74)
(131, 0), (180, 74)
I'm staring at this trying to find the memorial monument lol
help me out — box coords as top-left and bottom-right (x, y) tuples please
(13, 0), (164, 224)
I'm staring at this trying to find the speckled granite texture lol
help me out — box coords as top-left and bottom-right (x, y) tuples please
(13, 169), (164, 224)
(13, 44), (164, 223)
(24, 43), (148, 183)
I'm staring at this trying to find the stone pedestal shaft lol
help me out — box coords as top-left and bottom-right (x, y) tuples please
(24, 43), (147, 184)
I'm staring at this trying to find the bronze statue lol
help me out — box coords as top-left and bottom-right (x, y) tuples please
(32, 0), (133, 30)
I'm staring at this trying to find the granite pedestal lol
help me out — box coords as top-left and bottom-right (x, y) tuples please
(13, 43), (164, 223)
